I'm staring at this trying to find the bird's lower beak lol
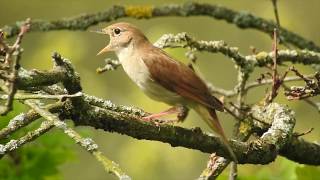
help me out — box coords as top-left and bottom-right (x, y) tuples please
(97, 45), (112, 56)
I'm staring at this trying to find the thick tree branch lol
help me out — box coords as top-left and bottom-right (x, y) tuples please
(70, 98), (320, 165)
(6, 52), (317, 165)
(3, 89), (320, 165)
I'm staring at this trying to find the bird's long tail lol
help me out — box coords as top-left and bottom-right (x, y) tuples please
(194, 104), (238, 163)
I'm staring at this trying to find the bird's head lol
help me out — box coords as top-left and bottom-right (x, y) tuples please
(93, 22), (148, 55)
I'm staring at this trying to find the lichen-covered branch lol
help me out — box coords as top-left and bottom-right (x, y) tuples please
(1, 52), (316, 166)
(0, 92), (82, 100)
(198, 153), (229, 180)
(155, 33), (320, 68)
(0, 102), (63, 139)
(0, 120), (54, 158)
(68, 97), (319, 165)
(2, 2), (319, 51)
(280, 136), (320, 165)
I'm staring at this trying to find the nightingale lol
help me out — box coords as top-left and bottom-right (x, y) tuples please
(95, 22), (237, 162)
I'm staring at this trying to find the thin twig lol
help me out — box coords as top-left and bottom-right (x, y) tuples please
(271, 0), (281, 29)
(266, 28), (279, 104)
(271, 28), (278, 99)
(246, 75), (314, 92)
(289, 66), (313, 84)
(271, 0), (292, 49)
(0, 31), (9, 52)
(0, 18), (31, 115)
(265, 28), (288, 104)
(285, 68), (320, 100)
(208, 75), (314, 97)
(0, 92), (82, 100)
(96, 58), (121, 74)
(294, 128), (314, 137)
(24, 100), (131, 180)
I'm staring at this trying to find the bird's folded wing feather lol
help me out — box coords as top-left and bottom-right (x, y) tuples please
(142, 47), (224, 112)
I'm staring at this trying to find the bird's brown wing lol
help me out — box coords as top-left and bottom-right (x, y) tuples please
(142, 46), (224, 111)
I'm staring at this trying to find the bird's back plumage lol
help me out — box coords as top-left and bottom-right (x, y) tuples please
(141, 45), (224, 111)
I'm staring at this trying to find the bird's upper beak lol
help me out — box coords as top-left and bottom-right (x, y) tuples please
(90, 29), (112, 56)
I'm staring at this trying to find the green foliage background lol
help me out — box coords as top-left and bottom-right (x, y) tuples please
(0, 0), (319, 179)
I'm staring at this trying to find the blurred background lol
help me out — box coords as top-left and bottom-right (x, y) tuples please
(0, 0), (319, 179)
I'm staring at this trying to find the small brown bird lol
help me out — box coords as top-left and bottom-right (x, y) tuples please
(95, 22), (236, 161)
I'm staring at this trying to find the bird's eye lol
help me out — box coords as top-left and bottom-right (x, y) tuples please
(113, 28), (121, 35)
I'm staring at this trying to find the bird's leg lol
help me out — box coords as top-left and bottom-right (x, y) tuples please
(142, 105), (189, 124)
(142, 106), (179, 121)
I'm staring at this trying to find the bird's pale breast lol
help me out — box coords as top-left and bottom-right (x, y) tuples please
(117, 47), (184, 105)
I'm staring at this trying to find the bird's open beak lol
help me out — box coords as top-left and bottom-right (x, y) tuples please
(90, 29), (112, 56)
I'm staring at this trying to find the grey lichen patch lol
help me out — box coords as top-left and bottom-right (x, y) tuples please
(154, 32), (188, 48)
(53, 120), (67, 129)
(6, 139), (18, 151)
(8, 113), (25, 129)
(84, 94), (147, 117)
(0, 139), (18, 154)
(252, 103), (295, 150)
(81, 138), (99, 152)
(0, 144), (5, 154)
(16, 67), (65, 89)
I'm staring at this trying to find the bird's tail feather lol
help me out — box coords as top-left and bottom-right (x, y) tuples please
(194, 104), (238, 163)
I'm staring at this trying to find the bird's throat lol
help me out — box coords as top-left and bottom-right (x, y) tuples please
(116, 45), (134, 64)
